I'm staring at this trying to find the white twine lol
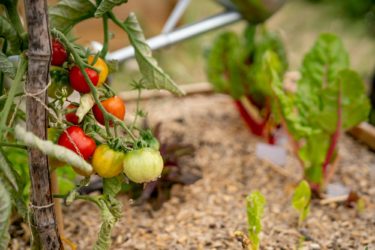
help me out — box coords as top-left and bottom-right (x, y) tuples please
(14, 125), (93, 175)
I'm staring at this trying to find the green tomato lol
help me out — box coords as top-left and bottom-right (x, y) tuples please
(48, 66), (73, 99)
(123, 148), (164, 183)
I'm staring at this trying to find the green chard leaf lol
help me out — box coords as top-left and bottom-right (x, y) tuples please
(49, 0), (96, 34)
(206, 31), (246, 99)
(0, 180), (11, 250)
(292, 180), (311, 226)
(0, 16), (21, 55)
(95, 0), (128, 17)
(124, 13), (184, 96)
(246, 191), (266, 250)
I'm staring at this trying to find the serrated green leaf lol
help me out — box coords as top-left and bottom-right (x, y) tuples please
(124, 13), (184, 96)
(103, 176), (122, 197)
(0, 15), (20, 55)
(0, 180), (11, 250)
(49, 0), (96, 34)
(292, 180), (311, 225)
(0, 52), (16, 79)
(206, 31), (245, 99)
(246, 191), (266, 250)
(95, 0), (128, 17)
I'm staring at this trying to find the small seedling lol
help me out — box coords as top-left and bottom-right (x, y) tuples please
(292, 180), (311, 227)
(235, 191), (266, 250)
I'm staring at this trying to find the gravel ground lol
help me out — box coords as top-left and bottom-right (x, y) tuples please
(9, 94), (375, 250)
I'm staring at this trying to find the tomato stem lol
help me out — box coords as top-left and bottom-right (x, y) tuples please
(100, 15), (110, 58)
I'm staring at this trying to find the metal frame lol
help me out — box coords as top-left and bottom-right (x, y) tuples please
(104, 0), (243, 62)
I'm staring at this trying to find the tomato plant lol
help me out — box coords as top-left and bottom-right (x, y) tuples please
(0, 0), (184, 247)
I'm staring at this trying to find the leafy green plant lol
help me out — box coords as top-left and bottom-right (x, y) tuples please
(0, 0), (183, 248)
(292, 180), (311, 227)
(235, 191), (266, 250)
(206, 25), (287, 143)
(270, 33), (370, 190)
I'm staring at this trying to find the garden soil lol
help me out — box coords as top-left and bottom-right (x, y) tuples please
(9, 94), (375, 250)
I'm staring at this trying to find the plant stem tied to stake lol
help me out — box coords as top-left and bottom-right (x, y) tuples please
(24, 0), (62, 248)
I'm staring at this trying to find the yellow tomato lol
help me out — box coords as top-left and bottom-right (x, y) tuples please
(88, 55), (109, 86)
(92, 144), (125, 178)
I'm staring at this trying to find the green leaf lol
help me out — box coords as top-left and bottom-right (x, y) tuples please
(297, 33), (349, 121)
(246, 191), (266, 250)
(49, 0), (96, 34)
(0, 16), (20, 55)
(0, 148), (19, 192)
(206, 31), (246, 99)
(318, 69), (370, 132)
(0, 180), (11, 250)
(123, 13), (184, 96)
(103, 176), (122, 197)
(95, 0), (128, 17)
(292, 180), (311, 225)
(0, 52), (16, 79)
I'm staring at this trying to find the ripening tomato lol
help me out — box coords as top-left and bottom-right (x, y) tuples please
(123, 148), (164, 183)
(51, 39), (68, 66)
(65, 104), (80, 125)
(58, 126), (96, 160)
(92, 96), (125, 125)
(69, 66), (99, 93)
(88, 55), (109, 86)
(92, 144), (125, 178)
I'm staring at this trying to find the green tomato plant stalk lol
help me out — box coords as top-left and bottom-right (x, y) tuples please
(0, 0), (184, 249)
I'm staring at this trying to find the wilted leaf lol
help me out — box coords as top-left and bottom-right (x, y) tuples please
(76, 93), (95, 122)
(103, 176), (122, 197)
(124, 13), (184, 96)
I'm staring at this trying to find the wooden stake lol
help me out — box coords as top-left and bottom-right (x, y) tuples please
(24, 0), (62, 248)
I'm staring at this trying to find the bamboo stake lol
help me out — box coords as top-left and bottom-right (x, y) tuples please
(24, 0), (62, 248)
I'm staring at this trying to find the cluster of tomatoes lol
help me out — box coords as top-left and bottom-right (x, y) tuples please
(48, 39), (163, 183)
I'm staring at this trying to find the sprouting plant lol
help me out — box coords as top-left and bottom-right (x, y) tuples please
(235, 191), (266, 250)
(292, 180), (311, 227)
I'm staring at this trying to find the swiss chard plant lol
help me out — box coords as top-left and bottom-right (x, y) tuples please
(0, 0), (184, 249)
(271, 33), (370, 191)
(207, 25), (287, 143)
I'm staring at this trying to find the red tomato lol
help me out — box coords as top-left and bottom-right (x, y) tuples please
(51, 39), (68, 66)
(92, 96), (125, 125)
(58, 126), (96, 160)
(69, 66), (99, 93)
(65, 104), (79, 125)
